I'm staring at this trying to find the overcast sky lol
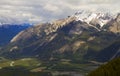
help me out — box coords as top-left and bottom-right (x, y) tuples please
(0, 0), (120, 24)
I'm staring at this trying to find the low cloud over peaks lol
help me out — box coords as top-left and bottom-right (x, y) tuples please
(0, 0), (119, 24)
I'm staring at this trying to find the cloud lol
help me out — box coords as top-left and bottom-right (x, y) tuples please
(43, 4), (62, 14)
(0, 0), (120, 24)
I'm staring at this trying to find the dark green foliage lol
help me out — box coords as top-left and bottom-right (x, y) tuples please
(88, 58), (120, 76)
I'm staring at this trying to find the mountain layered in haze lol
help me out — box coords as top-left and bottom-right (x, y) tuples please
(0, 24), (30, 46)
(1, 11), (120, 63)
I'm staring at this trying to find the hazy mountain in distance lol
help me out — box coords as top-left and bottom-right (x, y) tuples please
(0, 23), (31, 46)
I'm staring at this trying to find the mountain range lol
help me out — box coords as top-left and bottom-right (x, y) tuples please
(0, 11), (120, 62)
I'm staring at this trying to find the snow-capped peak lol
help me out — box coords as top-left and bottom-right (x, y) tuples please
(74, 10), (113, 28)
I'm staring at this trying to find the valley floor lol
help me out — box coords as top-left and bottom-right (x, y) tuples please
(0, 57), (99, 76)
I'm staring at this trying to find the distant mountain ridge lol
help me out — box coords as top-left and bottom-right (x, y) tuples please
(0, 24), (30, 46)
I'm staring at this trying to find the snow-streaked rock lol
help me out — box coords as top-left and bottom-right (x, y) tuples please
(74, 11), (113, 28)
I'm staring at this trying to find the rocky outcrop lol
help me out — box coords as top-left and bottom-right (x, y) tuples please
(106, 13), (120, 33)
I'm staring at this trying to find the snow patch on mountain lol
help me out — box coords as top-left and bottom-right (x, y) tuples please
(74, 10), (113, 28)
